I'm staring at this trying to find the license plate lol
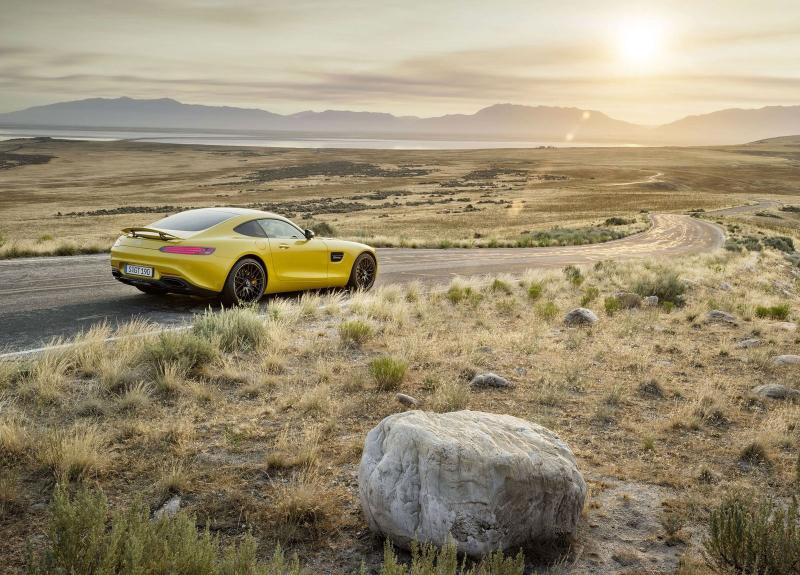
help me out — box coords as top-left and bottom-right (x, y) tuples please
(124, 264), (154, 277)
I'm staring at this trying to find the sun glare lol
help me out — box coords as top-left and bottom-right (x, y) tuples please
(615, 16), (666, 70)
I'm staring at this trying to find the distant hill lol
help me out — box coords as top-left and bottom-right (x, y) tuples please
(1, 97), (799, 145)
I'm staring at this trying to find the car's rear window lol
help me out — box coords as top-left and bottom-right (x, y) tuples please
(151, 210), (235, 232)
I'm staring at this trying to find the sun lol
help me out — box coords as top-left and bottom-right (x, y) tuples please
(615, 16), (666, 70)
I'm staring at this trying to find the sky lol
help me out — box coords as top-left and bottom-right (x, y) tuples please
(1, 0), (798, 125)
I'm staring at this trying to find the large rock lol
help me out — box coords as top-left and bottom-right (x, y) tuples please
(358, 410), (586, 556)
(470, 373), (513, 388)
(564, 307), (598, 326)
(612, 292), (642, 309)
(752, 384), (800, 400)
(773, 355), (800, 366)
(706, 310), (737, 324)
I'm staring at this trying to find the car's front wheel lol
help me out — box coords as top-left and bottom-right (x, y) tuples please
(347, 253), (377, 291)
(221, 258), (266, 306)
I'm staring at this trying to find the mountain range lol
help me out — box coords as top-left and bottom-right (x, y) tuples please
(1, 97), (799, 145)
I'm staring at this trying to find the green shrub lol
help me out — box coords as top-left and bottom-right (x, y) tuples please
(724, 240), (744, 252)
(535, 301), (559, 321)
(755, 304), (791, 321)
(446, 285), (481, 305)
(379, 538), (524, 575)
(193, 307), (266, 352)
(764, 235), (795, 253)
(632, 270), (687, 306)
(740, 236), (763, 251)
(27, 487), (301, 575)
(488, 279), (512, 295)
(527, 282), (543, 300)
(562, 265), (584, 286)
(581, 286), (599, 306)
(140, 331), (218, 374)
(310, 221), (336, 236)
(704, 494), (800, 575)
(604, 296), (621, 316)
(339, 320), (373, 346)
(604, 216), (634, 226)
(369, 356), (408, 390)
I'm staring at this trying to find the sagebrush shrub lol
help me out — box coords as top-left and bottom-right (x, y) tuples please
(705, 494), (800, 575)
(632, 270), (687, 306)
(527, 282), (543, 300)
(26, 487), (302, 575)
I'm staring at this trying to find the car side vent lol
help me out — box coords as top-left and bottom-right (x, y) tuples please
(330, 252), (344, 262)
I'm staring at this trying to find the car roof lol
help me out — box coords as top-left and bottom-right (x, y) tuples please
(183, 207), (285, 220)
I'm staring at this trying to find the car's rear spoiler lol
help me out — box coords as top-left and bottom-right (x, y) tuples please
(122, 227), (181, 241)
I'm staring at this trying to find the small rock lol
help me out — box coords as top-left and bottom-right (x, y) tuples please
(775, 322), (798, 331)
(154, 495), (181, 520)
(706, 310), (737, 324)
(470, 373), (513, 388)
(612, 292), (642, 309)
(564, 307), (598, 326)
(773, 355), (800, 366)
(638, 379), (665, 399)
(736, 338), (762, 349)
(643, 296), (659, 306)
(751, 384), (800, 400)
(395, 393), (419, 407)
(719, 282), (732, 291)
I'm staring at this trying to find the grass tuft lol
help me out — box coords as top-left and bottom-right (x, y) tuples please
(369, 356), (408, 390)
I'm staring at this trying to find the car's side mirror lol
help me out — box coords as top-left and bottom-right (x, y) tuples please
(304, 229), (315, 240)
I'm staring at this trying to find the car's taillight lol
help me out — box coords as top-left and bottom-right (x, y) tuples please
(159, 246), (215, 255)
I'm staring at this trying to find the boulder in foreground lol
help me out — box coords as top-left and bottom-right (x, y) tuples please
(358, 410), (586, 557)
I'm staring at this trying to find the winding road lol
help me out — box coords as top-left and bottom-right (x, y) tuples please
(0, 213), (724, 353)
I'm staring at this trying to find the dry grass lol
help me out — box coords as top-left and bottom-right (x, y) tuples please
(5, 138), (797, 259)
(3, 240), (800, 571)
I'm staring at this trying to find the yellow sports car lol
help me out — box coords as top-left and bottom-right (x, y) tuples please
(111, 207), (377, 305)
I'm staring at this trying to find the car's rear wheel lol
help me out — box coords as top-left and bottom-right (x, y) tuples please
(221, 258), (266, 307)
(347, 253), (377, 291)
(136, 285), (167, 296)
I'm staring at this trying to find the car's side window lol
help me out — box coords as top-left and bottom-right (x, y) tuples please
(258, 219), (304, 239)
(233, 220), (267, 238)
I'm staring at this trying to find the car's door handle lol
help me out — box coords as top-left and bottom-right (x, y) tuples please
(279, 243), (290, 249)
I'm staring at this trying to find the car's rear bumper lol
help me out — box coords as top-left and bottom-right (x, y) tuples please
(111, 268), (219, 298)
(111, 244), (226, 293)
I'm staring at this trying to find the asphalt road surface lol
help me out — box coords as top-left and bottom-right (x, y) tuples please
(0, 213), (723, 353)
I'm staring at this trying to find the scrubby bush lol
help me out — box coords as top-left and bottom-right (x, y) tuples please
(632, 270), (687, 306)
(562, 265), (584, 286)
(139, 331), (218, 375)
(581, 286), (599, 306)
(764, 235), (795, 253)
(380, 539), (524, 575)
(535, 301), (559, 321)
(446, 285), (481, 305)
(338, 320), (373, 346)
(604, 296), (622, 316)
(488, 279), (512, 295)
(369, 356), (408, 390)
(724, 240), (744, 252)
(310, 221), (336, 236)
(27, 487), (301, 575)
(193, 307), (266, 352)
(527, 282), (543, 300)
(604, 216), (634, 226)
(705, 494), (800, 575)
(755, 304), (790, 321)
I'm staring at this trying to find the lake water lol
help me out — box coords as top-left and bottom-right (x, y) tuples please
(0, 126), (638, 150)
